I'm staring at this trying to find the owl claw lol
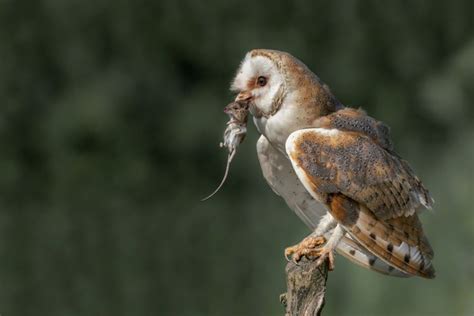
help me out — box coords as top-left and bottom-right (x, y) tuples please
(315, 248), (335, 271)
(284, 236), (328, 265)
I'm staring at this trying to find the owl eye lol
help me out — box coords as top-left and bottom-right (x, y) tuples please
(257, 76), (267, 87)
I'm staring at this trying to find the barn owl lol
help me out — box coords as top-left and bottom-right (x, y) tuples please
(230, 49), (435, 278)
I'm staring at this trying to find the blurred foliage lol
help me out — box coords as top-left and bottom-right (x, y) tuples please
(0, 0), (473, 315)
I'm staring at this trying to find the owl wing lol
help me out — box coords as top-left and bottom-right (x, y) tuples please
(287, 120), (433, 219)
(285, 127), (435, 278)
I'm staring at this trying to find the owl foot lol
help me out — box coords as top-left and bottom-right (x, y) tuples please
(314, 246), (335, 271)
(284, 235), (332, 266)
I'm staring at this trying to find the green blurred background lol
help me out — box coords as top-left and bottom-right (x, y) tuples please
(0, 1), (473, 315)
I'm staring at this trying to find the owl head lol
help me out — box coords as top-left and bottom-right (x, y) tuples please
(231, 49), (341, 119)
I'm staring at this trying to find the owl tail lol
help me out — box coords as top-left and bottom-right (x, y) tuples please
(330, 195), (435, 279)
(336, 236), (410, 277)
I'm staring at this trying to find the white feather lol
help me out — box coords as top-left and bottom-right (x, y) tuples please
(410, 245), (422, 265)
(231, 54), (284, 115)
(396, 241), (410, 255)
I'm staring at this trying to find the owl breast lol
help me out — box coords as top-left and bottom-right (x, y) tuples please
(254, 100), (313, 154)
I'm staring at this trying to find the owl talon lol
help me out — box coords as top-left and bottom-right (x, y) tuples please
(284, 236), (327, 264)
(315, 248), (335, 271)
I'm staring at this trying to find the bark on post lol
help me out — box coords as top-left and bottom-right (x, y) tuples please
(281, 259), (328, 316)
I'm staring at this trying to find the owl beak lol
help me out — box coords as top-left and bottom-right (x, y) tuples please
(235, 91), (252, 102)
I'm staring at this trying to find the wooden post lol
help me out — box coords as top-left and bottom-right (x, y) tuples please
(281, 259), (328, 316)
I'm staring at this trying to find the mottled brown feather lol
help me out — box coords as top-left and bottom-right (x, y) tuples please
(315, 108), (393, 150)
(290, 122), (433, 220)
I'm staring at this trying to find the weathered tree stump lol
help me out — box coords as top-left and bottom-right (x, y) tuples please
(281, 259), (328, 316)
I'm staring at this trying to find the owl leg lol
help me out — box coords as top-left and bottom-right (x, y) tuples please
(285, 214), (341, 267)
(314, 213), (338, 235)
(314, 225), (346, 270)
